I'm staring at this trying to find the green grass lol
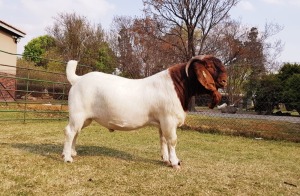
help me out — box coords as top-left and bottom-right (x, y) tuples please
(0, 121), (299, 195)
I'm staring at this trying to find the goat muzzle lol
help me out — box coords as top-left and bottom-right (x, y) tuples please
(217, 79), (227, 88)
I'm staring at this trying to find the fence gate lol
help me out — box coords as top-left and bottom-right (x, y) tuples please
(0, 56), (70, 122)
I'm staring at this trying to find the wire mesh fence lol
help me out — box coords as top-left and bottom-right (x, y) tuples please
(0, 50), (299, 142)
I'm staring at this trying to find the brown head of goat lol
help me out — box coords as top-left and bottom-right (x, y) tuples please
(169, 55), (227, 110)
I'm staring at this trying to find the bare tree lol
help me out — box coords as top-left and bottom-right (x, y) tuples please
(131, 17), (182, 76)
(109, 16), (182, 78)
(261, 22), (283, 72)
(143, 0), (239, 111)
(143, 0), (239, 60)
(207, 19), (283, 105)
(207, 19), (249, 105)
(110, 16), (141, 78)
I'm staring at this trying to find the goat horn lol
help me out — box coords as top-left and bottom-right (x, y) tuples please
(185, 55), (208, 77)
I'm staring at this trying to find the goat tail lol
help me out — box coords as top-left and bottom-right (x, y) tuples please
(66, 60), (81, 85)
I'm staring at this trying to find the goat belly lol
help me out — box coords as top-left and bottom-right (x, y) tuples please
(107, 119), (138, 130)
(93, 115), (157, 131)
(90, 104), (155, 131)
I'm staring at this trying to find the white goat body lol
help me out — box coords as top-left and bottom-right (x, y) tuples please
(62, 56), (227, 168)
(67, 60), (185, 131)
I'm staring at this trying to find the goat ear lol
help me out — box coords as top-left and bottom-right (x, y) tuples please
(185, 55), (208, 77)
(194, 64), (217, 92)
(195, 65), (221, 109)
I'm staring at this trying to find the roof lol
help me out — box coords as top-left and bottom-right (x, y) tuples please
(0, 20), (26, 38)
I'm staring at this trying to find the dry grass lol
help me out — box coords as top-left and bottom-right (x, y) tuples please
(0, 121), (299, 195)
(0, 103), (68, 121)
(185, 114), (300, 142)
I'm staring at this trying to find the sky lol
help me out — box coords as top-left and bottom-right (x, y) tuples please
(0, 0), (299, 63)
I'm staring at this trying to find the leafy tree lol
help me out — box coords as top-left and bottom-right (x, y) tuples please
(282, 74), (300, 113)
(278, 63), (300, 82)
(47, 12), (116, 74)
(96, 42), (117, 73)
(23, 35), (56, 67)
(278, 63), (300, 113)
(253, 74), (282, 114)
(252, 63), (300, 114)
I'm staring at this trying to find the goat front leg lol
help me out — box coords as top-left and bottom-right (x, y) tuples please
(159, 128), (170, 165)
(160, 121), (181, 169)
(166, 133), (181, 169)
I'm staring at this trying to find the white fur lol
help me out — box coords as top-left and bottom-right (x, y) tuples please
(63, 60), (186, 167)
(66, 60), (81, 85)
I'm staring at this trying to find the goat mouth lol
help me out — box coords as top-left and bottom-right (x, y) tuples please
(217, 82), (227, 88)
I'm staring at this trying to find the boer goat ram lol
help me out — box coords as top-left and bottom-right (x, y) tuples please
(62, 55), (227, 169)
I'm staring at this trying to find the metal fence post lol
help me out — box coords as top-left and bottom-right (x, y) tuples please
(23, 67), (30, 123)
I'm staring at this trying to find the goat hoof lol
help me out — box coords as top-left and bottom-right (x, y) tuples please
(64, 158), (73, 163)
(172, 161), (181, 170)
(62, 155), (73, 163)
(163, 160), (172, 167)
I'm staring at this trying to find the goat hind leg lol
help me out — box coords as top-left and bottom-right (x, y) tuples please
(62, 124), (76, 162)
(71, 119), (92, 157)
(71, 132), (78, 157)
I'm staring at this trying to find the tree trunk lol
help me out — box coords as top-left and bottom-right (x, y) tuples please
(188, 96), (197, 112)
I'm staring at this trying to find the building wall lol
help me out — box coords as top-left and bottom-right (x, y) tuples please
(0, 28), (17, 75)
(0, 73), (16, 101)
(0, 29), (17, 100)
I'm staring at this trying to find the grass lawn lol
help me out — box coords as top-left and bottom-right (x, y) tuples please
(0, 121), (299, 195)
(185, 114), (300, 142)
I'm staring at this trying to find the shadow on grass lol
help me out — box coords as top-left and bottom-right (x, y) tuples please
(7, 143), (162, 165)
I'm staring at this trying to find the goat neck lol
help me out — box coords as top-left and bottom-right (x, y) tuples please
(168, 63), (209, 111)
